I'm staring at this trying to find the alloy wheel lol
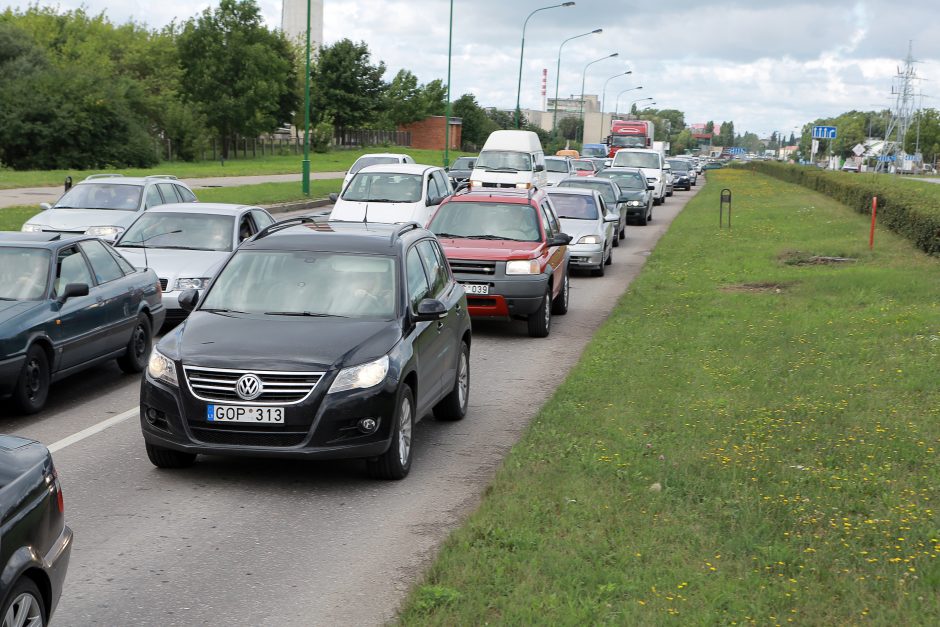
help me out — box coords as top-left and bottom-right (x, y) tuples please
(398, 396), (413, 466)
(543, 293), (551, 329)
(457, 351), (469, 409)
(3, 592), (43, 627)
(24, 359), (41, 401)
(132, 324), (148, 359)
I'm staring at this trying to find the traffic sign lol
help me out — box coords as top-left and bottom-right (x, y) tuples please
(812, 125), (837, 139)
(877, 155), (896, 162)
(852, 143), (865, 156)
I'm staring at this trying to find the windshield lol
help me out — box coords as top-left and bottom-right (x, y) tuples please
(474, 151), (532, 172)
(572, 161), (594, 171)
(350, 156), (399, 175)
(545, 159), (569, 173)
(202, 251), (397, 319)
(118, 212), (235, 252)
(0, 248), (50, 300)
(341, 173), (423, 203)
(668, 160), (691, 171)
(452, 157), (476, 169)
(429, 201), (540, 242)
(549, 194), (599, 220)
(598, 171), (647, 190)
(558, 180), (616, 203)
(611, 136), (647, 149)
(612, 151), (661, 169)
(582, 145), (607, 158)
(55, 183), (142, 211)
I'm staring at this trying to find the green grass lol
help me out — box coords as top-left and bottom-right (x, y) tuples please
(0, 179), (342, 231)
(398, 169), (940, 625)
(0, 147), (455, 189)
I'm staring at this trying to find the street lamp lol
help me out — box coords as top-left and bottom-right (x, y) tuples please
(444, 0), (454, 167)
(578, 52), (618, 142)
(630, 96), (653, 113)
(613, 86), (642, 115)
(301, 0), (312, 195)
(640, 102), (657, 111)
(514, 2), (575, 129)
(551, 28), (602, 134)
(600, 70), (631, 114)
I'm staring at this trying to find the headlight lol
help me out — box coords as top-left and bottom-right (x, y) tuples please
(628, 200), (641, 206)
(515, 182), (533, 189)
(469, 180), (483, 187)
(505, 259), (540, 275)
(175, 277), (212, 290)
(85, 226), (125, 238)
(21, 224), (42, 233)
(147, 349), (178, 387)
(329, 355), (389, 394)
(577, 235), (600, 245)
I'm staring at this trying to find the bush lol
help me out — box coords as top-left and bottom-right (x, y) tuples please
(741, 162), (940, 255)
(310, 120), (333, 153)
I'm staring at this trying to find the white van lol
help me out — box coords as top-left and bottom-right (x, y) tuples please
(611, 149), (666, 205)
(469, 130), (547, 190)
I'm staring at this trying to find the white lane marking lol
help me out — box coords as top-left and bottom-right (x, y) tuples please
(48, 407), (139, 453)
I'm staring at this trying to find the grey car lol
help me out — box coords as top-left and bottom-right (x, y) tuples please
(596, 167), (654, 225)
(22, 174), (198, 242)
(546, 188), (619, 277)
(555, 177), (627, 246)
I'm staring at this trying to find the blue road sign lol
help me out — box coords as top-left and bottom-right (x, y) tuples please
(812, 125), (837, 139)
(877, 155), (896, 162)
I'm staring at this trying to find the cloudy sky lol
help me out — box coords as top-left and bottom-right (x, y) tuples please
(6, 0), (938, 136)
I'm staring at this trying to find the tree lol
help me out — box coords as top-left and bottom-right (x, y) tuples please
(716, 121), (735, 146)
(419, 79), (448, 117)
(672, 129), (693, 155)
(381, 71), (449, 128)
(178, 0), (299, 159)
(311, 38), (386, 129)
(557, 117), (582, 141)
(704, 120), (715, 135)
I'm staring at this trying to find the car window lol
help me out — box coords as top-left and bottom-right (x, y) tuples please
(549, 194), (599, 220)
(145, 185), (164, 209)
(176, 185), (197, 202)
(427, 174), (443, 202)
(539, 203), (555, 238)
(429, 240), (452, 280)
(54, 246), (94, 295)
(543, 201), (560, 234)
(0, 247), (50, 300)
(350, 156), (399, 175)
(238, 215), (256, 242)
(79, 240), (124, 284)
(109, 247), (137, 274)
(433, 170), (453, 195)
(157, 183), (181, 204)
(251, 210), (275, 229)
(406, 246), (431, 310)
(405, 156), (415, 164)
(56, 183), (142, 211)
(417, 240), (448, 297)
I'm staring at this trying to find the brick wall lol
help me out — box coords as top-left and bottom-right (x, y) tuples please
(399, 116), (462, 150)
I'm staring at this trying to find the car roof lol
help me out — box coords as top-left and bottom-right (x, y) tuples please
(446, 189), (544, 205)
(598, 167), (644, 175)
(354, 153), (409, 160)
(76, 174), (187, 186)
(545, 187), (596, 197)
(356, 163), (440, 175)
(545, 156), (568, 161)
(559, 176), (616, 186)
(0, 231), (89, 248)
(243, 218), (430, 254)
(142, 203), (263, 216)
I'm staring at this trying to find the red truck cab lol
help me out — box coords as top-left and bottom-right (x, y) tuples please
(608, 120), (653, 158)
(427, 189), (571, 337)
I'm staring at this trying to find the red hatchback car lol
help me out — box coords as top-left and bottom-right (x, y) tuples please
(428, 189), (571, 337)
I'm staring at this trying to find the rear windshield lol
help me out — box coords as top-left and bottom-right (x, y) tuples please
(452, 157), (476, 169)
(597, 170), (647, 190)
(612, 151), (660, 169)
(668, 160), (691, 171)
(549, 194), (598, 220)
(350, 156), (399, 175)
(545, 159), (569, 173)
(429, 201), (540, 242)
(581, 145), (607, 158)
(557, 180), (616, 203)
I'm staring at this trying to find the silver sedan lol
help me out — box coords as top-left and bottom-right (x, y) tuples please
(546, 188), (619, 277)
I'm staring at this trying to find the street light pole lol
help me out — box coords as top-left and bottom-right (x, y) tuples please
(514, 2), (575, 129)
(578, 52), (618, 143)
(630, 96), (653, 114)
(301, 0), (312, 196)
(613, 86), (642, 116)
(551, 28), (602, 135)
(444, 0), (454, 168)
(601, 70), (631, 114)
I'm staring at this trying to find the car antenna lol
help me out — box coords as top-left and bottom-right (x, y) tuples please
(363, 203), (369, 224)
(135, 229), (182, 271)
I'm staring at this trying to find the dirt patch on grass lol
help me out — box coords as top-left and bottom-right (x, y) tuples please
(720, 281), (796, 293)
(778, 250), (858, 266)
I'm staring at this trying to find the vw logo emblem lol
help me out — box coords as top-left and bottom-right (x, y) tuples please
(235, 374), (263, 401)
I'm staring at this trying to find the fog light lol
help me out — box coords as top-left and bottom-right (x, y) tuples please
(146, 408), (159, 425)
(357, 418), (378, 434)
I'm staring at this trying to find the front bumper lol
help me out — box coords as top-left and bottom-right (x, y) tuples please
(453, 272), (550, 318)
(140, 372), (398, 460)
(567, 243), (605, 268)
(45, 524), (73, 620)
(0, 353), (26, 397)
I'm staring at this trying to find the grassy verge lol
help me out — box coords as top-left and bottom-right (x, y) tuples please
(0, 179), (342, 231)
(399, 169), (940, 625)
(0, 147), (457, 189)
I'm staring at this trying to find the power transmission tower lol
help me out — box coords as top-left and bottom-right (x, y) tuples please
(879, 41), (921, 172)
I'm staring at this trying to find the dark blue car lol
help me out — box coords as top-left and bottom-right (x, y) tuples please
(0, 232), (165, 413)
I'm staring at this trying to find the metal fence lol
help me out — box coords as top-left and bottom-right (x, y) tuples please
(333, 128), (411, 148)
(160, 131), (413, 162)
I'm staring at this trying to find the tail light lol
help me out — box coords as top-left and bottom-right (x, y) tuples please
(49, 466), (64, 513)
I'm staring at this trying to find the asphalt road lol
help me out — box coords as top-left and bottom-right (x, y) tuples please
(2, 187), (698, 626)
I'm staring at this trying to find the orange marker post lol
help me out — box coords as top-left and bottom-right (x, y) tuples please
(869, 196), (878, 249)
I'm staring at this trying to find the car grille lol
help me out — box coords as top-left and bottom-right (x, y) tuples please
(479, 182), (516, 188)
(183, 366), (324, 405)
(190, 428), (308, 448)
(449, 259), (497, 275)
(159, 278), (169, 291)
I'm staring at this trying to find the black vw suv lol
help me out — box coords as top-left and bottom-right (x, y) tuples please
(140, 218), (471, 479)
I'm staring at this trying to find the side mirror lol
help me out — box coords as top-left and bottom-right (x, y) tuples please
(57, 282), (89, 303)
(39, 202), (52, 211)
(604, 213), (620, 223)
(415, 298), (447, 321)
(328, 192), (339, 203)
(178, 289), (199, 313)
(549, 233), (572, 246)
(535, 164), (545, 172)
(444, 166), (450, 172)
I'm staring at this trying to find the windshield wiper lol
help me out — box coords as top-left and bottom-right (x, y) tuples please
(432, 232), (464, 238)
(463, 235), (529, 241)
(264, 311), (349, 318)
(482, 167), (520, 172)
(201, 308), (247, 314)
(153, 245), (213, 250)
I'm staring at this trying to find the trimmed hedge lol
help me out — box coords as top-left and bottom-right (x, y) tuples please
(740, 162), (940, 255)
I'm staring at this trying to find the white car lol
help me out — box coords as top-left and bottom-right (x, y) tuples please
(342, 153), (415, 192)
(544, 156), (575, 186)
(329, 164), (453, 226)
(114, 203), (275, 327)
(22, 174), (198, 241)
(611, 149), (667, 205)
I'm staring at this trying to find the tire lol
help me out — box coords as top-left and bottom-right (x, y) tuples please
(526, 290), (552, 338)
(612, 229), (620, 247)
(666, 189), (673, 197)
(591, 258), (606, 277)
(12, 345), (50, 415)
(1, 577), (46, 627)
(637, 208), (648, 226)
(368, 386), (414, 479)
(619, 222), (626, 240)
(605, 245), (613, 266)
(434, 342), (469, 421)
(145, 442), (197, 469)
(118, 313), (152, 374)
(551, 271), (569, 315)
